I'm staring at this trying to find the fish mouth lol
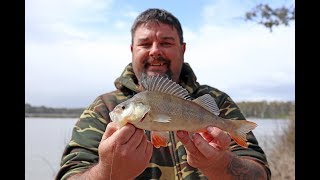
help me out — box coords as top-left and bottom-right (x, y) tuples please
(109, 112), (117, 122)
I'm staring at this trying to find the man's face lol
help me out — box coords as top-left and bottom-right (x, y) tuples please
(131, 22), (186, 83)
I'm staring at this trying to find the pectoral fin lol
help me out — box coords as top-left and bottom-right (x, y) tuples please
(152, 114), (171, 123)
(151, 131), (170, 148)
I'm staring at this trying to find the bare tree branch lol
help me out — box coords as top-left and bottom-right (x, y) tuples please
(245, 4), (295, 32)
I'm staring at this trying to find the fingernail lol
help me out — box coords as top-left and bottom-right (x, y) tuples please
(191, 133), (199, 140)
(191, 133), (195, 140)
(207, 126), (214, 132)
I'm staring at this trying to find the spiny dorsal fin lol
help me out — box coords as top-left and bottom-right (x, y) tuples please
(140, 74), (191, 99)
(192, 94), (220, 116)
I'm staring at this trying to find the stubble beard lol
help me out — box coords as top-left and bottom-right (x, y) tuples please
(137, 56), (173, 82)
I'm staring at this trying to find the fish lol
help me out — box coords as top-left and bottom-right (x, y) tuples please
(109, 74), (257, 148)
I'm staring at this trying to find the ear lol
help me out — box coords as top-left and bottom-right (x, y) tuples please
(181, 42), (186, 54)
(130, 44), (133, 52)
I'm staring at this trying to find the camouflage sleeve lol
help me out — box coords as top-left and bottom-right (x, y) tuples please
(194, 85), (271, 179)
(55, 95), (111, 180)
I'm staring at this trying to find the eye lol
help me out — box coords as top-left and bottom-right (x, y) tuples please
(139, 43), (151, 47)
(161, 42), (171, 46)
(121, 105), (125, 110)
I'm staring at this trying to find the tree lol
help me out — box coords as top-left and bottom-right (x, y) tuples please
(245, 3), (295, 32)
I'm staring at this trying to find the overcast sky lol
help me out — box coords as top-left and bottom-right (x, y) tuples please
(25, 0), (295, 108)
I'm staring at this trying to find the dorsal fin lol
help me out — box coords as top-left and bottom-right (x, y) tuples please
(192, 94), (220, 115)
(140, 74), (191, 99)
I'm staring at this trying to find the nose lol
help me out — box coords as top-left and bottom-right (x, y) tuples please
(149, 43), (162, 58)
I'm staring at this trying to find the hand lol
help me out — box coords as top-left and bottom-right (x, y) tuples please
(97, 122), (153, 179)
(176, 127), (231, 172)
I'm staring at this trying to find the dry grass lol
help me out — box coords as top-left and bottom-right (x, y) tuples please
(260, 113), (295, 180)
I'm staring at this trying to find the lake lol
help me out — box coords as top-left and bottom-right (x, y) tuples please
(25, 117), (291, 180)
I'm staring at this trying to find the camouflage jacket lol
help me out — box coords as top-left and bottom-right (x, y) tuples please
(56, 63), (271, 180)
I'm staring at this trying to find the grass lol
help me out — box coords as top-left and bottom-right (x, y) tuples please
(260, 113), (295, 179)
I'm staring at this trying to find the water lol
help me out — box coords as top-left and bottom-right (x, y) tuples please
(25, 117), (291, 180)
(250, 118), (290, 139)
(25, 117), (77, 180)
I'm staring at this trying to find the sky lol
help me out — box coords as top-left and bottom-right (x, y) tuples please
(25, 0), (295, 108)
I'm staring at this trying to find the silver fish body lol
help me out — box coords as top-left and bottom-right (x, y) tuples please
(109, 75), (257, 148)
(120, 91), (229, 132)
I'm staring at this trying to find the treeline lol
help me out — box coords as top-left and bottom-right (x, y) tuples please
(237, 101), (295, 119)
(26, 101), (295, 119)
(25, 103), (84, 118)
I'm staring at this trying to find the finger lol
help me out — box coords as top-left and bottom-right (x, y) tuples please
(137, 134), (148, 150)
(101, 122), (119, 141)
(145, 140), (153, 159)
(200, 131), (214, 142)
(176, 130), (198, 154)
(112, 123), (136, 144)
(206, 127), (231, 149)
(192, 133), (215, 159)
(126, 128), (144, 149)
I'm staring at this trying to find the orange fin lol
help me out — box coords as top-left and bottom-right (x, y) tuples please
(151, 131), (169, 148)
(229, 133), (249, 148)
(228, 120), (257, 148)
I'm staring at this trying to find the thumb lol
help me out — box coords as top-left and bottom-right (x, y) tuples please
(206, 126), (231, 150)
(101, 122), (119, 141)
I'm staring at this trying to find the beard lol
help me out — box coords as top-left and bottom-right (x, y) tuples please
(137, 56), (173, 81)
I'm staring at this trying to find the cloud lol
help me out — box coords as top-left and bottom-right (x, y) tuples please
(201, 0), (251, 25)
(26, 0), (295, 107)
(184, 3), (295, 102)
(25, 34), (132, 107)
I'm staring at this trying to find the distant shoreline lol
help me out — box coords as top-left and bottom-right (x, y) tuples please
(25, 101), (295, 120)
(25, 114), (291, 120)
(25, 113), (80, 118)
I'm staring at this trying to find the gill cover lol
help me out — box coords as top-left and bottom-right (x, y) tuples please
(131, 102), (150, 122)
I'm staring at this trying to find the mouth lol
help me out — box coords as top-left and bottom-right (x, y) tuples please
(146, 61), (168, 74)
(150, 61), (165, 66)
(109, 112), (118, 122)
(109, 112), (114, 121)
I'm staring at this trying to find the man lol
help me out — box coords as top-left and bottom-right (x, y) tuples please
(56, 8), (271, 179)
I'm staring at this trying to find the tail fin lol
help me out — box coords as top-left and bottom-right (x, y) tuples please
(228, 120), (257, 148)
